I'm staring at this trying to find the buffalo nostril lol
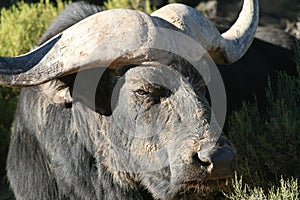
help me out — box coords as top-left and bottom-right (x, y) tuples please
(196, 146), (236, 178)
(192, 153), (211, 167)
(210, 147), (236, 173)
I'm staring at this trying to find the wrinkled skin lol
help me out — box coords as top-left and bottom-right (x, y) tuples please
(8, 65), (234, 199)
(100, 66), (232, 199)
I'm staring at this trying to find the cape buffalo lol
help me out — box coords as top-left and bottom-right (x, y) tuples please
(0, 1), (259, 199)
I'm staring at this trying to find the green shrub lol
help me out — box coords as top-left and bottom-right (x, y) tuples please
(227, 72), (300, 189)
(226, 174), (299, 200)
(0, 0), (64, 56)
(0, 0), (65, 181)
(104, 0), (154, 13)
(226, 38), (300, 193)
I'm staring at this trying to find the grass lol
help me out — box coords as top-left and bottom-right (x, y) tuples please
(226, 174), (299, 200)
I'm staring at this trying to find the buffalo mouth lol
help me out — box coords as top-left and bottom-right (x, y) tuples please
(177, 177), (232, 199)
(182, 177), (232, 190)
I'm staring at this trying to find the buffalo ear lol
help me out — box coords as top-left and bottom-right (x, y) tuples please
(40, 79), (73, 106)
(94, 68), (119, 116)
(60, 68), (119, 116)
(40, 67), (127, 116)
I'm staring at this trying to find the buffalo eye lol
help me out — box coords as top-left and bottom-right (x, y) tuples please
(135, 89), (150, 96)
(134, 83), (172, 102)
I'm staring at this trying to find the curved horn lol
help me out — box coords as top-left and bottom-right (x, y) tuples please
(0, 1), (258, 87)
(0, 9), (173, 87)
(152, 0), (259, 64)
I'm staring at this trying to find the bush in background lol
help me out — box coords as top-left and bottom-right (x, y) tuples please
(225, 40), (300, 197)
(227, 73), (300, 188)
(0, 0), (64, 56)
(226, 175), (299, 200)
(104, 0), (153, 13)
(0, 0), (103, 9)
